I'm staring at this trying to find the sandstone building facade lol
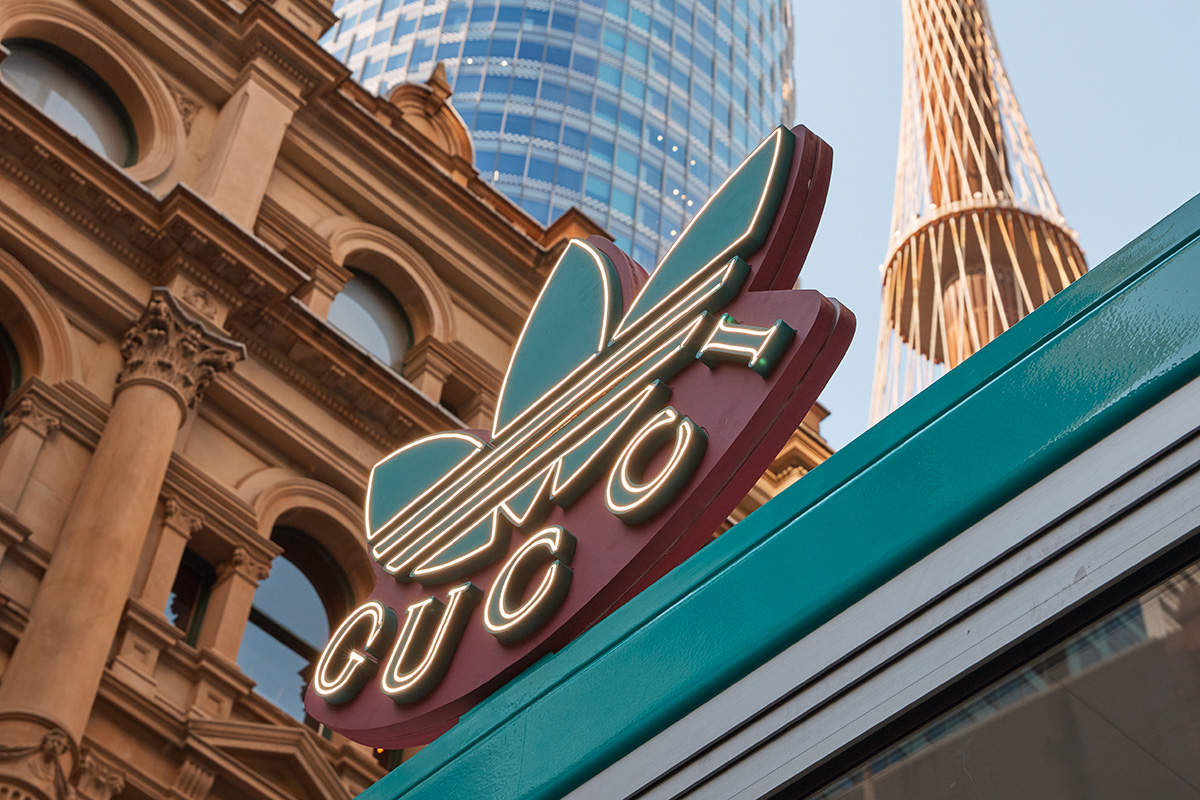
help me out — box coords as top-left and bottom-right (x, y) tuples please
(0, 2), (830, 800)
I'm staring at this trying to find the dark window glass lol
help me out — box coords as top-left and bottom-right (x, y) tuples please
(497, 4), (522, 23)
(595, 97), (618, 124)
(393, 15), (418, 39)
(606, 0), (629, 18)
(454, 71), (481, 93)
(616, 147), (640, 177)
(555, 165), (583, 192)
(639, 160), (662, 190)
(545, 46), (571, 67)
(562, 126), (588, 151)
(519, 197), (551, 223)
(511, 77), (537, 97)
(523, 8), (549, 28)
(807, 558), (1200, 800)
(165, 549), (215, 646)
(528, 157), (556, 182)
(436, 41), (461, 60)
(648, 87), (667, 114)
(238, 528), (348, 723)
(328, 270), (413, 370)
(2, 40), (137, 167)
(550, 10), (576, 32)
(483, 74), (510, 93)
(0, 334), (15, 425)
(571, 52), (596, 76)
(611, 186), (635, 218)
(518, 40), (545, 61)
(404, 41), (431, 65)
(386, 55), (407, 77)
(503, 113), (532, 134)
(567, 89), (592, 112)
(539, 81), (566, 103)
(488, 38), (516, 57)
(371, 26), (392, 45)
(578, 18), (602, 41)
(463, 38), (489, 57)
(585, 174), (609, 203)
(474, 111), (503, 131)
(496, 151), (526, 176)
(362, 58), (384, 80)
(532, 118), (560, 142)
(469, 4), (495, 22)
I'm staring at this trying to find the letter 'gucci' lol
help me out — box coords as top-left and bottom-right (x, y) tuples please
(305, 124), (854, 747)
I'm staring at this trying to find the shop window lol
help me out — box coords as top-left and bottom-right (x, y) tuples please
(0, 39), (136, 166)
(165, 549), (215, 646)
(328, 270), (413, 372)
(238, 527), (350, 724)
(808, 557), (1200, 800)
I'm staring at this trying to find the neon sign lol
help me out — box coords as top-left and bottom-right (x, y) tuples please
(305, 124), (854, 746)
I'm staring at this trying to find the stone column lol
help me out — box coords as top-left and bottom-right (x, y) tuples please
(194, 546), (271, 661)
(0, 289), (243, 800)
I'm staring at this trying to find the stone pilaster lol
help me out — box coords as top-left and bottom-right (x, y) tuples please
(195, 547), (271, 661)
(0, 290), (243, 800)
(140, 497), (205, 613)
(0, 394), (61, 516)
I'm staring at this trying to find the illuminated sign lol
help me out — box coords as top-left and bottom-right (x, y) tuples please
(305, 124), (854, 746)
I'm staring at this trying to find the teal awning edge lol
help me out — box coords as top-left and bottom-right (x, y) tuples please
(364, 193), (1200, 800)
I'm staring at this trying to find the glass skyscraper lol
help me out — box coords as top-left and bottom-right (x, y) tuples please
(321, 0), (794, 265)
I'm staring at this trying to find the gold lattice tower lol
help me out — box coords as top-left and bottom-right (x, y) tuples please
(870, 0), (1086, 421)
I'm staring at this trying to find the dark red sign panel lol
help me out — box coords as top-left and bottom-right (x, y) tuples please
(305, 124), (854, 747)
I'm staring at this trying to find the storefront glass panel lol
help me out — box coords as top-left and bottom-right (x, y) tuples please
(808, 559), (1200, 800)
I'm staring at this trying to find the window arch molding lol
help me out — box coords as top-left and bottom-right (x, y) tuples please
(0, 0), (183, 183)
(319, 219), (457, 348)
(0, 246), (73, 387)
(249, 475), (376, 604)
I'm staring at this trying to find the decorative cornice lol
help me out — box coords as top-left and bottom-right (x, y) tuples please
(116, 290), (246, 418)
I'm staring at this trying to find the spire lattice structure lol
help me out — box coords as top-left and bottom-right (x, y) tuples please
(871, 0), (1086, 421)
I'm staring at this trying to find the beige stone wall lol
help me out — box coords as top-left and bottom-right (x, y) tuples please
(0, 0), (604, 798)
(0, 2), (832, 800)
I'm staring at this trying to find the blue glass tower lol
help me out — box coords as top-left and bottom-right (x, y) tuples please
(322, 0), (794, 265)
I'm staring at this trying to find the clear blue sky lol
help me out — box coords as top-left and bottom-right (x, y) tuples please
(791, 0), (1200, 448)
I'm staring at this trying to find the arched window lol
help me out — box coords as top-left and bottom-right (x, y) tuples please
(327, 270), (413, 372)
(0, 39), (137, 166)
(0, 324), (18, 416)
(238, 527), (350, 724)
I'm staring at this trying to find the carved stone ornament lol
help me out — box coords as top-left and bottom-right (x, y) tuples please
(116, 289), (246, 417)
(171, 757), (214, 800)
(216, 546), (271, 584)
(6, 397), (61, 438)
(75, 752), (125, 800)
(163, 497), (204, 537)
(166, 83), (201, 135)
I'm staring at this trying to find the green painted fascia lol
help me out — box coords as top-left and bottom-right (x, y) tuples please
(364, 193), (1200, 800)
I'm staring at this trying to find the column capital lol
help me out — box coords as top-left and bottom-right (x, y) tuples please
(116, 289), (246, 419)
(163, 496), (204, 538)
(216, 546), (271, 585)
(4, 396), (61, 439)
